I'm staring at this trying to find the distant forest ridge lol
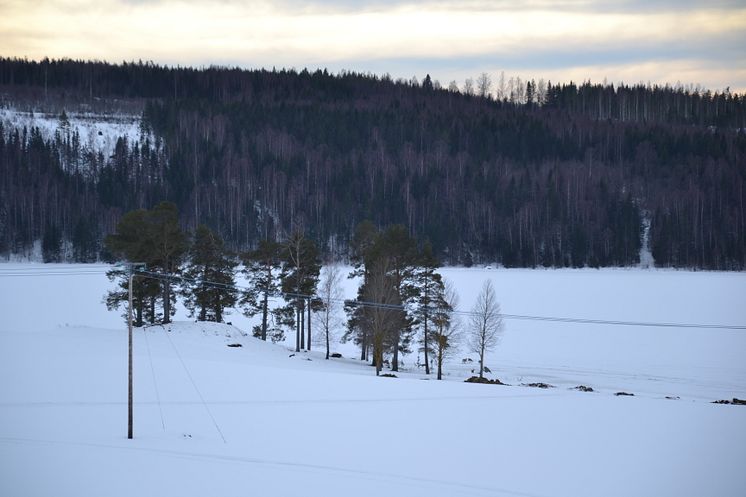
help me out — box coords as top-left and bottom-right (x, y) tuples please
(1, 57), (744, 269)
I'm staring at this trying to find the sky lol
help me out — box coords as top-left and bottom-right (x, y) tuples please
(1, 0), (745, 93)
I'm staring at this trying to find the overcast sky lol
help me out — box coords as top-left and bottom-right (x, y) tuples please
(2, 0), (745, 92)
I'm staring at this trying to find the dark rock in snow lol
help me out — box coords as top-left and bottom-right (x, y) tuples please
(573, 385), (594, 392)
(665, 396), (680, 400)
(465, 376), (506, 385)
(330, 353), (342, 358)
(380, 373), (397, 378)
(614, 391), (634, 396)
(523, 382), (554, 389)
(712, 398), (746, 405)
(226, 343), (242, 347)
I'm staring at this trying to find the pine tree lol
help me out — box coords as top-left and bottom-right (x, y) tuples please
(146, 202), (188, 324)
(431, 281), (458, 380)
(412, 241), (447, 375)
(375, 225), (418, 371)
(104, 203), (188, 325)
(280, 230), (321, 352)
(182, 224), (237, 322)
(241, 239), (282, 340)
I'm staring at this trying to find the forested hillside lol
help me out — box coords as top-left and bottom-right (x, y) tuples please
(1, 57), (744, 268)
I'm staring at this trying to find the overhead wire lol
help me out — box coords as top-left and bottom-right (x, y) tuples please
(160, 324), (227, 444)
(1, 264), (742, 330)
(132, 268), (746, 331)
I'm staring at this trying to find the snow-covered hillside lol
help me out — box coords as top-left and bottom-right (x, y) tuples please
(0, 106), (142, 159)
(1, 265), (745, 496)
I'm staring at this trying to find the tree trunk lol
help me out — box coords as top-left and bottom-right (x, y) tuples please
(325, 324), (330, 360)
(306, 298), (311, 351)
(392, 329), (399, 372)
(295, 307), (301, 352)
(261, 290), (269, 341)
(163, 281), (171, 324)
(479, 342), (485, 379)
(360, 328), (367, 361)
(424, 316), (429, 375)
(300, 302), (305, 350)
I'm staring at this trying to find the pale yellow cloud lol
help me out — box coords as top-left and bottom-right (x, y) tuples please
(1, 0), (744, 91)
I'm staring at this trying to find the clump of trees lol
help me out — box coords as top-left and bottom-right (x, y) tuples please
(105, 208), (508, 380)
(104, 205), (324, 353)
(343, 222), (466, 377)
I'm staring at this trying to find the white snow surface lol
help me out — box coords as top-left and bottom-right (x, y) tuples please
(1, 264), (745, 497)
(0, 107), (142, 160)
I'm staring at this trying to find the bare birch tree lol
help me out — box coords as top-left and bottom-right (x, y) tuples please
(468, 280), (503, 378)
(316, 263), (343, 359)
(477, 72), (492, 99)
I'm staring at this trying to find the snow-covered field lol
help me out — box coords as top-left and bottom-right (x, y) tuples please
(1, 264), (745, 497)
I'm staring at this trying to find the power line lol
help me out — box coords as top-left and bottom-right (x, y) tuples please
(132, 269), (746, 331)
(160, 324), (227, 444)
(3, 265), (743, 330)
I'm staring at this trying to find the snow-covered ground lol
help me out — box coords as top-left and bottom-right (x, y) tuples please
(1, 264), (745, 497)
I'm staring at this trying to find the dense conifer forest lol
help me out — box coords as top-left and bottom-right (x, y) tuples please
(1, 57), (744, 268)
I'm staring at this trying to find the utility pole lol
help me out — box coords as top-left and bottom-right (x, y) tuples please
(127, 263), (145, 440)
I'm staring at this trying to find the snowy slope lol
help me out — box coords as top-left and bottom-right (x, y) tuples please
(0, 107), (142, 159)
(1, 264), (745, 497)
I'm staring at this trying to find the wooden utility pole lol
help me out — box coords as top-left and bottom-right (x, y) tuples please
(128, 268), (133, 439)
(127, 263), (145, 440)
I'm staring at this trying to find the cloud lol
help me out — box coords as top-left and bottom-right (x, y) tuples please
(1, 0), (744, 92)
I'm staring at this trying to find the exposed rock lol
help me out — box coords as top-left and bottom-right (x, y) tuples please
(465, 376), (506, 385)
(523, 382), (554, 389)
(665, 396), (680, 400)
(573, 385), (594, 392)
(330, 352), (342, 358)
(380, 373), (397, 378)
(712, 398), (746, 405)
(614, 391), (634, 396)
(226, 343), (242, 348)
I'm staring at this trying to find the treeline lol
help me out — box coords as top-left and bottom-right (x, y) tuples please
(106, 203), (466, 377)
(1, 57), (745, 269)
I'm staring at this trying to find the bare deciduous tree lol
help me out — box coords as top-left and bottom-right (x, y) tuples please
(463, 77), (475, 96)
(315, 263), (343, 360)
(477, 72), (492, 99)
(468, 280), (503, 378)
